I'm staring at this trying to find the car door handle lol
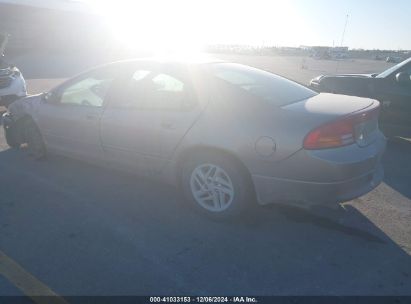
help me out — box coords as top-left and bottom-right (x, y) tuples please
(161, 121), (176, 130)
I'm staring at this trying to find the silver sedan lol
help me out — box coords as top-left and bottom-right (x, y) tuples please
(3, 59), (386, 218)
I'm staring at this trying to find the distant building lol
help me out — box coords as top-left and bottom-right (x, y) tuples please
(0, 1), (109, 54)
(300, 46), (349, 59)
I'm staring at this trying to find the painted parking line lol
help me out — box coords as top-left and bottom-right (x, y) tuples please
(0, 250), (69, 304)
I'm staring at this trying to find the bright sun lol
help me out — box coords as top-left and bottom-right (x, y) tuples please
(83, 0), (308, 54)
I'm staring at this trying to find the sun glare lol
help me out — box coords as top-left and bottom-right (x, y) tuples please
(83, 0), (309, 55)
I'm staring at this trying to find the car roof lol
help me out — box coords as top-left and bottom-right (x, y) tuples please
(108, 56), (224, 68)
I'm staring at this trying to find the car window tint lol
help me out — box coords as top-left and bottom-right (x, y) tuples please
(210, 63), (317, 106)
(404, 66), (411, 76)
(60, 74), (115, 107)
(132, 70), (150, 81)
(121, 70), (191, 110)
(117, 69), (153, 108)
(377, 58), (411, 78)
(152, 74), (184, 92)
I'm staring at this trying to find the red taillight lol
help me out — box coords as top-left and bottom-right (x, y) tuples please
(303, 107), (380, 150)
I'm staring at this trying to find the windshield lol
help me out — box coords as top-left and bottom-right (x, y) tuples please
(377, 57), (411, 78)
(209, 63), (317, 106)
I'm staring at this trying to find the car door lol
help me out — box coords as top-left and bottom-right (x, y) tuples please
(100, 65), (163, 174)
(155, 66), (206, 167)
(37, 68), (118, 161)
(378, 65), (411, 128)
(100, 64), (205, 175)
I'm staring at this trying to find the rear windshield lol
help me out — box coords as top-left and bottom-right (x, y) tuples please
(209, 63), (317, 106)
(377, 57), (411, 78)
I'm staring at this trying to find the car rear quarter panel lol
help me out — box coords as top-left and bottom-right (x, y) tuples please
(167, 84), (385, 186)
(167, 83), (314, 179)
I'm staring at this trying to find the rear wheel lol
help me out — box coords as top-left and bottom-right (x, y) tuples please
(24, 120), (46, 159)
(181, 151), (253, 219)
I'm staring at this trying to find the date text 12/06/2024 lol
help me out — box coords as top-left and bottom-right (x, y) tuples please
(149, 297), (258, 303)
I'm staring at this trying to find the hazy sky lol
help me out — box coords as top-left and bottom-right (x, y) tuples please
(289, 0), (410, 50)
(84, 0), (411, 50)
(3, 0), (410, 50)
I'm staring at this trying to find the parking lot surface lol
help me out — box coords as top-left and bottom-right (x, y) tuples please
(0, 54), (410, 297)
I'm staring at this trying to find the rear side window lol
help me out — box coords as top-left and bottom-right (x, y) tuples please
(210, 63), (317, 106)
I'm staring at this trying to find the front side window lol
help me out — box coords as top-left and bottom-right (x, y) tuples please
(119, 69), (192, 110)
(60, 72), (116, 107)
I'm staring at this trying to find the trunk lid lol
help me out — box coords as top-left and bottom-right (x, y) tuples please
(279, 93), (380, 151)
(282, 93), (375, 118)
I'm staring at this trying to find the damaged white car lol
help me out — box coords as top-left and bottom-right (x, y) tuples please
(0, 32), (27, 107)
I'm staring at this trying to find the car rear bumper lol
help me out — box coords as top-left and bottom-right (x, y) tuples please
(252, 164), (383, 206)
(251, 133), (386, 206)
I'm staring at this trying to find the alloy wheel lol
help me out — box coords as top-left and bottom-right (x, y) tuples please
(189, 164), (235, 212)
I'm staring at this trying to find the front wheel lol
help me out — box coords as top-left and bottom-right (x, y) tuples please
(4, 124), (20, 148)
(181, 152), (253, 219)
(24, 120), (46, 159)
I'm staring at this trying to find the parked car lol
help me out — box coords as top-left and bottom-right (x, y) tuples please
(0, 64), (27, 107)
(310, 57), (411, 128)
(386, 56), (403, 63)
(0, 32), (27, 107)
(3, 59), (386, 218)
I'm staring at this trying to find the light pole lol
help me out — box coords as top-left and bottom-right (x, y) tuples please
(340, 14), (349, 47)
(336, 14), (349, 73)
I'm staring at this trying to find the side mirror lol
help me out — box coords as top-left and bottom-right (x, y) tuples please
(395, 72), (411, 85)
(42, 91), (58, 103)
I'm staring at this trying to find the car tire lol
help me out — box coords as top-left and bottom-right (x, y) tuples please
(24, 119), (46, 160)
(4, 124), (20, 148)
(1, 95), (20, 108)
(181, 151), (253, 220)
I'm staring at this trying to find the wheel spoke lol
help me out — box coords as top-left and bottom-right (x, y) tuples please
(216, 185), (233, 197)
(218, 190), (226, 206)
(193, 174), (204, 188)
(204, 165), (216, 180)
(212, 191), (221, 208)
(215, 175), (232, 188)
(198, 170), (208, 184)
(202, 193), (214, 202)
